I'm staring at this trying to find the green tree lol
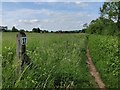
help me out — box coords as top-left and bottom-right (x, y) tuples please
(32, 28), (42, 33)
(12, 26), (18, 32)
(87, 17), (117, 35)
(86, 2), (119, 35)
(86, 18), (104, 34)
(100, 2), (120, 31)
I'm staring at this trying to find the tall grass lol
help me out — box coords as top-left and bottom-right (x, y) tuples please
(2, 33), (97, 88)
(88, 35), (119, 88)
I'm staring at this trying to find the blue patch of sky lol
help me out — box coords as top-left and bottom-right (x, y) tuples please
(2, 2), (103, 21)
(2, 2), (103, 13)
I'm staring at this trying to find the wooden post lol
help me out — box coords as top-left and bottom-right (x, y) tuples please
(16, 31), (27, 74)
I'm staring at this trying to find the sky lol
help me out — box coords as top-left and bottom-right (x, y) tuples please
(1, 1), (104, 31)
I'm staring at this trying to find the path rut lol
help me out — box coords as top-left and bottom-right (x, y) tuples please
(86, 48), (107, 90)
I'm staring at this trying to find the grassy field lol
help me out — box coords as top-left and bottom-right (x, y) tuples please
(2, 32), (98, 88)
(2, 32), (119, 89)
(88, 35), (119, 88)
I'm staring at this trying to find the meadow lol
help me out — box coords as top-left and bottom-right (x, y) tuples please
(2, 32), (119, 88)
(2, 32), (98, 88)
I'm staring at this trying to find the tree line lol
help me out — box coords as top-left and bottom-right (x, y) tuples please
(85, 2), (120, 36)
(0, 26), (84, 33)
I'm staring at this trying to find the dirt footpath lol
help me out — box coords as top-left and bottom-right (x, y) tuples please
(86, 48), (107, 90)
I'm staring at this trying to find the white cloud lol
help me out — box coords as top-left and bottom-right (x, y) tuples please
(3, 8), (53, 21)
(18, 19), (40, 23)
(74, 2), (89, 7)
(75, 1), (82, 5)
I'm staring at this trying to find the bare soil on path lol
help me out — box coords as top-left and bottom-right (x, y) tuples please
(86, 48), (107, 90)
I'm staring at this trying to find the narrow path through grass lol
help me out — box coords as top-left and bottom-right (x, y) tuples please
(86, 48), (106, 89)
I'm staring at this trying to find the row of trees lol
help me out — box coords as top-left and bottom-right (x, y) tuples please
(53, 30), (84, 33)
(32, 28), (83, 33)
(1, 26), (45, 32)
(1, 26), (19, 32)
(1, 26), (84, 33)
(85, 2), (120, 36)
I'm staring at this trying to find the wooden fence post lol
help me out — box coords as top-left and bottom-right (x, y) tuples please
(16, 31), (27, 74)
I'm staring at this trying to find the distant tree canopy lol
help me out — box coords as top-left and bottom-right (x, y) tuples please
(86, 1), (120, 36)
(12, 26), (18, 32)
(32, 28), (49, 33)
(0, 26), (8, 32)
(32, 28), (41, 33)
(54, 30), (81, 33)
